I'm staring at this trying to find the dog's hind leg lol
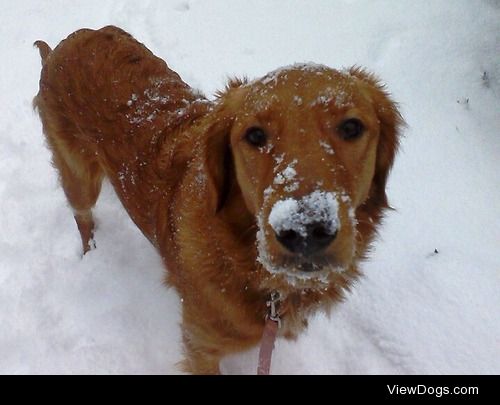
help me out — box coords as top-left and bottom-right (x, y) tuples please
(49, 136), (104, 255)
(34, 42), (104, 255)
(35, 103), (104, 254)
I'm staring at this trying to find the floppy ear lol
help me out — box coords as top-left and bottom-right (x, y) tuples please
(202, 82), (249, 213)
(202, 116), (234, 213)
(349, 67), (404, 208)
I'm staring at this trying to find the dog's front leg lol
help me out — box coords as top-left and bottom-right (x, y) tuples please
(179, 323), (222, 375)
(180, 335), (221, 374)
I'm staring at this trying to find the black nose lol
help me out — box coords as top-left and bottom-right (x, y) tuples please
(275, 222), (338, 255)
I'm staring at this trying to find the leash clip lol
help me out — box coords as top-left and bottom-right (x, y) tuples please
(266, 290), (281, 328)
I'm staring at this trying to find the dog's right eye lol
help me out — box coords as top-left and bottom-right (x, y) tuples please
(244, 127), (267, 147)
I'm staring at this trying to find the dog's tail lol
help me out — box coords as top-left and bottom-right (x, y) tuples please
(33, 40), (52, 112)
(34, 40), (52, 65)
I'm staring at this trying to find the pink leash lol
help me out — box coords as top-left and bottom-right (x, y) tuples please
(257, 291), (281, 375)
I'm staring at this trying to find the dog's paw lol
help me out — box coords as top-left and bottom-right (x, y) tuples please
(81, 237), (96, 256)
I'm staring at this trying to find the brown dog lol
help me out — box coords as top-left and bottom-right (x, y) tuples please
(34, 26), (403, 374)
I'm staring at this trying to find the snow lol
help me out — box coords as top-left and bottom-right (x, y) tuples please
(1, 0), (499, 374)
(273, 159), (299, 192)
(310, 87), (353, 109)
(256, 62), (330, 87)
(276, 165), (297, 184)
(319, 140), (335, 155)
(292, 95), (303, 106)
(268, 191), (340, 239)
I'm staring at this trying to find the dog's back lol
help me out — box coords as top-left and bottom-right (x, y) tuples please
(33, 26), (207, 251)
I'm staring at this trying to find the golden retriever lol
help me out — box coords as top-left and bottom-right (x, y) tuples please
(34, 26), (403, 374)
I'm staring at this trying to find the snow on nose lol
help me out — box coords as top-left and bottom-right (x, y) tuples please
(268, 191), (340, 240)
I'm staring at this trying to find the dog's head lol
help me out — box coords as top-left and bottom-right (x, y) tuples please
(200, 64), (403, 291)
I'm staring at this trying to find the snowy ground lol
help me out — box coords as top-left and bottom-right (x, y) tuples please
(1, 0), (499, 374)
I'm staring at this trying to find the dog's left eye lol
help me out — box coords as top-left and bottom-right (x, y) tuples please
(244, 127), (268, 147)
(337, 118), (365, 141)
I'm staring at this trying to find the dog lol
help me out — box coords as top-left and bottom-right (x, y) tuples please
(34, 26), (403, 374)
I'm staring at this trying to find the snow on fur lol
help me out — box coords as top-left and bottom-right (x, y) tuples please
(1, 0), (498, 375)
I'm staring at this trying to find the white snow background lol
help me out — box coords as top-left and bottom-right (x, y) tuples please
(1, 0), (499, 374)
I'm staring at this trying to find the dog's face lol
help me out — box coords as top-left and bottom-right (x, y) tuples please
(204, 64), (402, 290)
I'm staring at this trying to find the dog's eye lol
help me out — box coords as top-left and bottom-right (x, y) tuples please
(337, 118), (365, 141)
(244, 127), (268, 147)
